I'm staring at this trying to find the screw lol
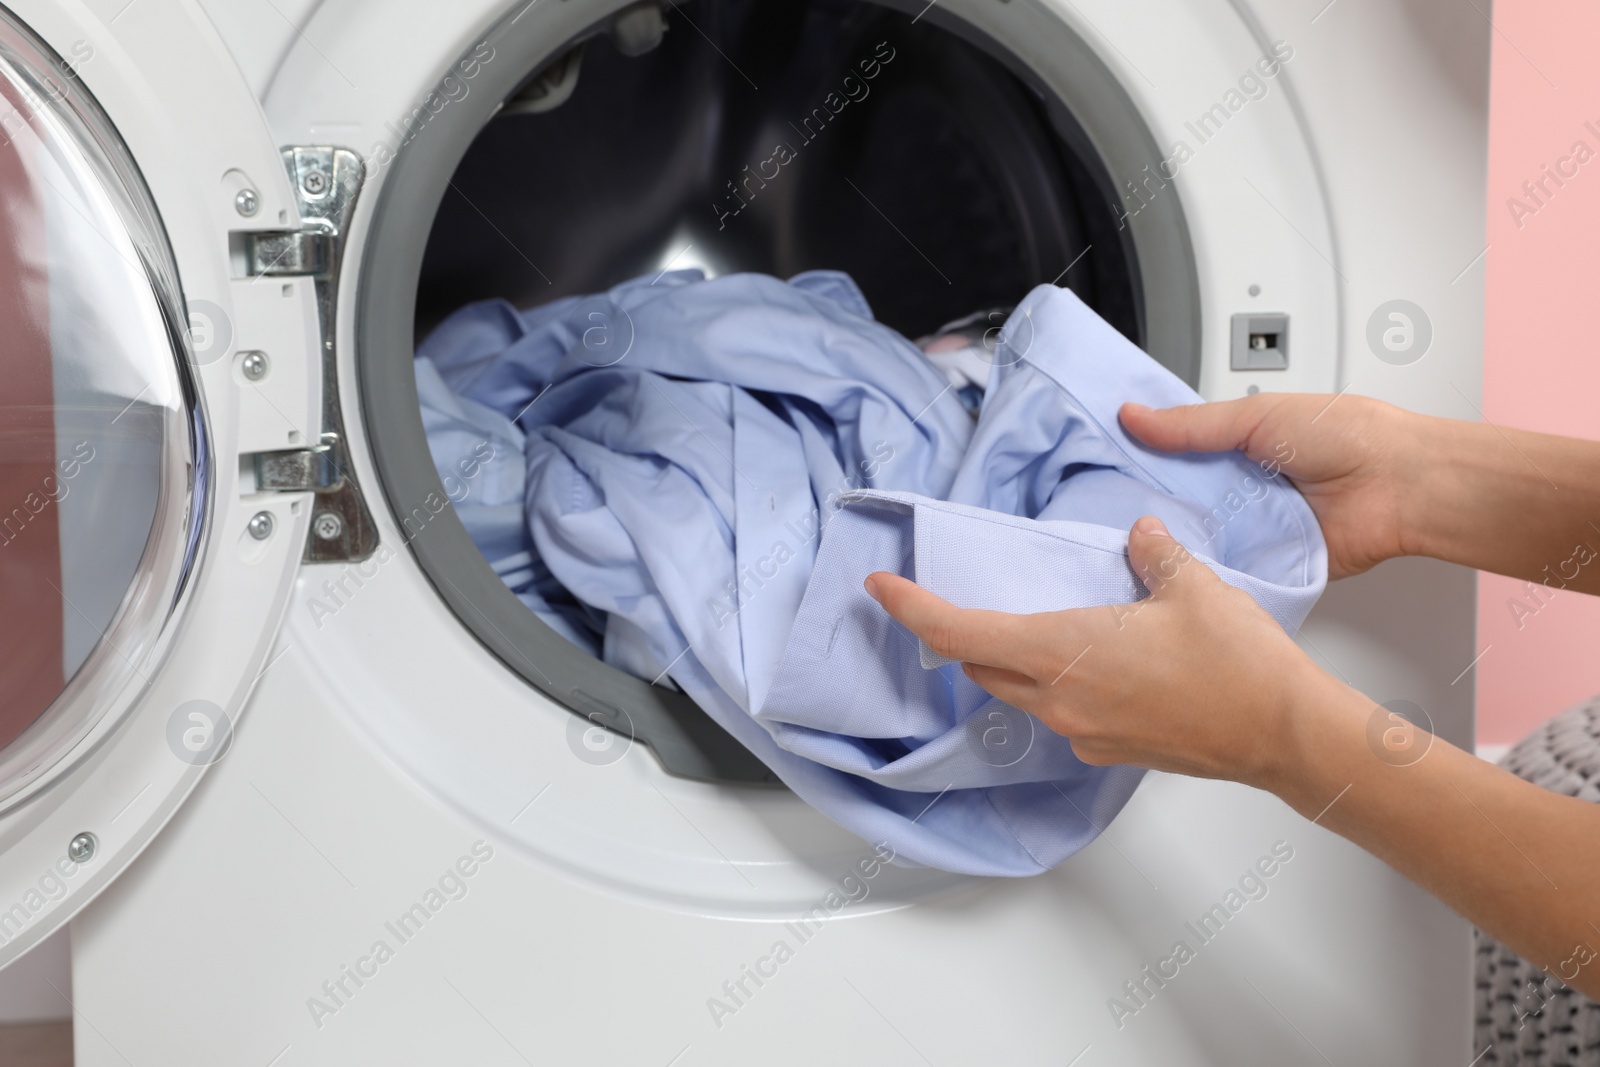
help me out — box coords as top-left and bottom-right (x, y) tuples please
(313, 511), (344, 541)
(240, 351), (269, 382)
(301, 169), (329, 196)
(1248, 283), (1261, 297)
(248, 511), (274, 540)
(68, 832), (96, 864)
(234, 188), (259, 217)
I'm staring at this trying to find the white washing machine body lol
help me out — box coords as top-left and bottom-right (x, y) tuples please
(0, 0), (1488, 1062)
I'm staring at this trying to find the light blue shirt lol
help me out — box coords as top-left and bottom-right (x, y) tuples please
(418, 271), (1326, 876)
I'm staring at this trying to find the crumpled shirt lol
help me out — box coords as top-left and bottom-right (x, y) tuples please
(416, 270), (1326, 876)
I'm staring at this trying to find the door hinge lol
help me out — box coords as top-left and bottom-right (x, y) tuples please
(246, 229), (332, 276)
(242, 147), (377, 563)
(253, 435), (344, 492)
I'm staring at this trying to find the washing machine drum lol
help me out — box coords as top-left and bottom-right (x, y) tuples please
(369, 0), (1198, 791)
(416, 0), (1141, 345)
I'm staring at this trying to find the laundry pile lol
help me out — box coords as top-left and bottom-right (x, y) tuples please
(416, 270), (1326, 876)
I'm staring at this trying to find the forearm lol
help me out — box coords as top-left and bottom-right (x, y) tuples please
(1402, 413), (1600, 594)
(1265, 674), (1600, 998)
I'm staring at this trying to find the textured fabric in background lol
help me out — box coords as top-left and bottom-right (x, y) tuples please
(1476, 697), (1600, 1065)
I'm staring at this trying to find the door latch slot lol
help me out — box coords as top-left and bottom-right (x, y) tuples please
(1230, 312), (1290, 371)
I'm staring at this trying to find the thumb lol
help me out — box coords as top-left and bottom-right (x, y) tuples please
(1119, 397), (1262, 456)
(1127, 516), (1207, 599)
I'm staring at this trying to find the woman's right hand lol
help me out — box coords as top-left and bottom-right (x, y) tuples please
(1119, 393), (1425, 579)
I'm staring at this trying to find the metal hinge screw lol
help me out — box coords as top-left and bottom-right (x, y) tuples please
(301, 169), (329, 196)
(248, 511), (275, 540)
(234, 188), (259, 217)
(313, 511), (344, 541)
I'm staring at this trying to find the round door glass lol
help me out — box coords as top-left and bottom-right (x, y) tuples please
(0, 13), (199, 805)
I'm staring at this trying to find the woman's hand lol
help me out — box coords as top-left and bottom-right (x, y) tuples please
(864, 515), (1335, 790)
(1119, 393), (1423, 579)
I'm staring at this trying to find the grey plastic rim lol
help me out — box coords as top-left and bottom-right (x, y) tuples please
(355, 0), (1200, 785)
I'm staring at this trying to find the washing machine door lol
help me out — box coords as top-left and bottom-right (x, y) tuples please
(0, 0), (326, 966)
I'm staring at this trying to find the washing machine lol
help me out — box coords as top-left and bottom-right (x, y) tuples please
(0, 0), (1489, 1062)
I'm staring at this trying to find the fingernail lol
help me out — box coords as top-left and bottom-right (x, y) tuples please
(863, 576), (880, 600)
(1123, 402), (1151, 415)
(1134, 515), (1169, 537)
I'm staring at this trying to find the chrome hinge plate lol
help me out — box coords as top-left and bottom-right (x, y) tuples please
(243, 147), (377, 563)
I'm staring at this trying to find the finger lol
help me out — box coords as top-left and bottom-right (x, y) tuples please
(865, 572), (1040, 671)
(962, 661), (1039, 707)
(1119, 397), (1265, 456)
(1125, 516), (1217, 599)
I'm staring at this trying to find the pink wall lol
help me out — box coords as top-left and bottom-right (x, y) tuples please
(1478, 0), (1600, 745)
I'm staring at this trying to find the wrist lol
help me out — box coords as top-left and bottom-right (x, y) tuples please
(1393, 411), (1507, 565)
(1253, 658), (1367, 812)
(1390, 407), (1452, 562)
